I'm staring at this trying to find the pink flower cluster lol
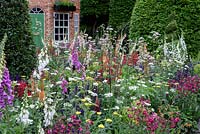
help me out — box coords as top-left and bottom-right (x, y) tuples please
(46, 115), (92, 134)
(168, 75), (200, 93)
(46, 115), (82, 134)
(127, 98), (180, 133)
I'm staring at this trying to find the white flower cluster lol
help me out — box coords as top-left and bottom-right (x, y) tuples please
(17, 109), (33, 125)
(84, 43), (93, 66)
(88, 90), (98, 97)
(37, 120), (45, 134)
(104, 92), (113, 97)
(33, 40), (50, 79)
(163, 34), (188, 64)
(43, 98), (56, 127)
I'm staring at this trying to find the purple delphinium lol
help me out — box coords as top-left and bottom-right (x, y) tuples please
(71, 49), (82, 72)
(0, 67), (14, 116)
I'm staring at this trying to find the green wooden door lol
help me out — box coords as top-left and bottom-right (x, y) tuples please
(30, 13), (44, 48)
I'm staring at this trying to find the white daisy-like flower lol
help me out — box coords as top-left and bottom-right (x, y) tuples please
(102, 79), (108, 83)
(129, 86), (138, 91)
(130, 96), (137, 100)
(104, 93), (113, 97)
(112, 106), (120, 110)
(88, 90), (98, 97)
(93, 82), (99, 86)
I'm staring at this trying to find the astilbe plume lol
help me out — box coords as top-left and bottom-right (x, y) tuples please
(0, 67), (14, 117)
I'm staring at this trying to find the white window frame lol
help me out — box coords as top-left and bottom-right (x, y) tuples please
(54, 12), (69, 43)
(74, 13), (79, 34)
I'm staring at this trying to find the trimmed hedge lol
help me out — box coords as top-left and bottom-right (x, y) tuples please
(109, 0), (136, 31)
(130, 0), (200, 57)
(0, 0), (37, 78)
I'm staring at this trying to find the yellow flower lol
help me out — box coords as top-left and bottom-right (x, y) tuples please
(133, 120), (139, 125)
(81, 98), (86, 102)
(86, 119), (91, 123)
(97, 112), (102, 115)
(113, 111), (122, 117)
(86, 77), (94, 81)
(113, 111), (118, 115)
(105, 118), (112, 123)
(76, 111), (81, 115)
(84, 103), (92, 107)
(184, 123), (192, 127)
(98, 124), (105, 129)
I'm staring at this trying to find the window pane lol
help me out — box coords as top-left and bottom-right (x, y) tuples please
(55, 13), (59, 20)
(64, 14), (68, 20)
(60, 14), (63, 20)
(64, 21), (68, 26)
(55, 21), (59, 26)
(75, 27), (78, 33)
(60, 28), (63, 34)
(60, 21), (63, 26)
(74, 14), (78, 20)
(74, 21), (78, 26)
(65, 34), (68, 40)
(60, 35), (63, 40)
(64, 28), (68, 34)
(55, 35), (58, 41)
(55, 28), (59, 34)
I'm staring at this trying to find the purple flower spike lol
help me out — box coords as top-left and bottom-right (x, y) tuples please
(0, 67), (14, 117)
(71, 49), (82, 72)
(61, 79), (68, 94)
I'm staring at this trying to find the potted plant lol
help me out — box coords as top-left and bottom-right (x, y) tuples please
(54, 0), (76, 11)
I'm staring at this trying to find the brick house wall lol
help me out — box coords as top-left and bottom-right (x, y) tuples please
(29, 0), (80, 43)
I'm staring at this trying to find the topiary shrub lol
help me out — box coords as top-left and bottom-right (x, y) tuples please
(130, 0), (200, 57)
(0, 0), (37, 79)
(109, 0), (136, 31)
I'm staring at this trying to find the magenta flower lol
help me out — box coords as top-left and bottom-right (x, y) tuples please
(61, 78), (68, 94)
(71, 49), (82, 72)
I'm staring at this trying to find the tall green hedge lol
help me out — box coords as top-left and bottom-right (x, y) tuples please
(80, 0), (110, 36)
(109, 0), (136, 31)
(0, 0), (37, 78)
(130, 0), (200, 57)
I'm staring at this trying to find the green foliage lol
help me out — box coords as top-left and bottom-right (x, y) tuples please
(80, 0), (110, 36)
(109, 0), (136, 31)
(0, 0), (37, 78)
(55, 0), (74, 6)
(130, 0), (200, 57)
(194, 64), (200, 76)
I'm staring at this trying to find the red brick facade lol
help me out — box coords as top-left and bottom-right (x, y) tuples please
(28, 0), (80, 42)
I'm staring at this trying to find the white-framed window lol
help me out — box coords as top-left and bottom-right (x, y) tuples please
(54, 13), (69, 42)
(74, 13), (79, 34)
